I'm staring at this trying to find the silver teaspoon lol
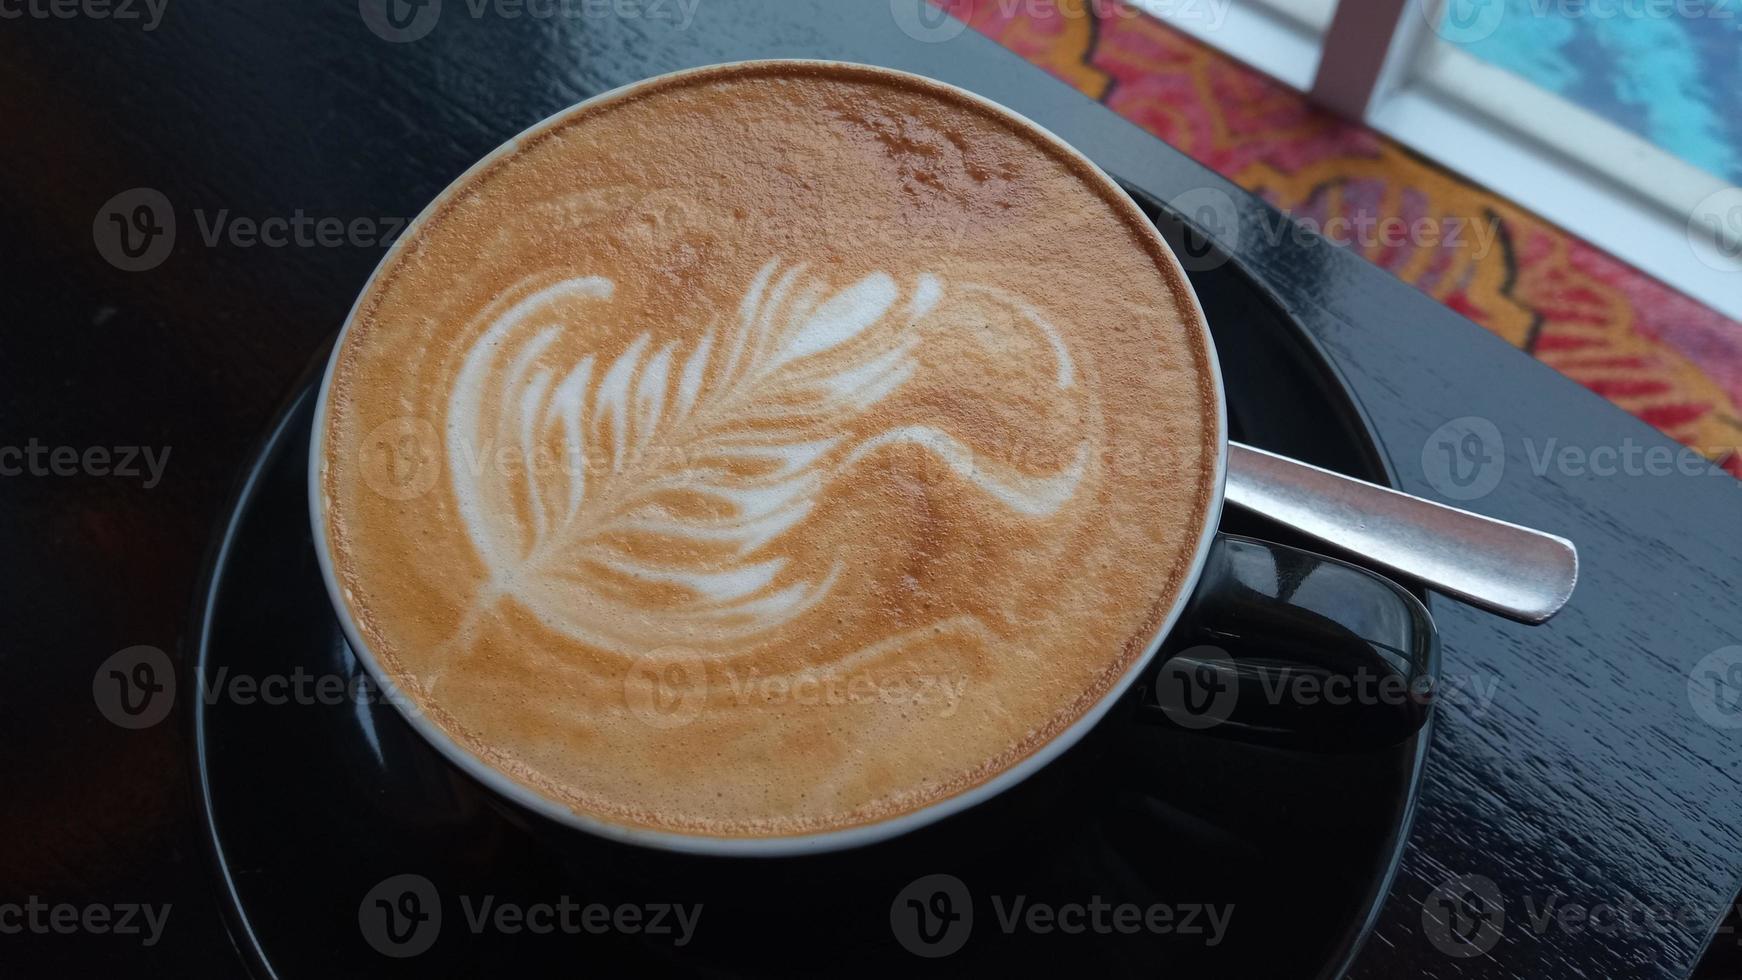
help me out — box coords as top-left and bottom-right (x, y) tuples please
(1226, 442), (1578, 624)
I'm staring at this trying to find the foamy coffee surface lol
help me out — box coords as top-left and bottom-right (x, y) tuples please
(319, 62), (1220, 839)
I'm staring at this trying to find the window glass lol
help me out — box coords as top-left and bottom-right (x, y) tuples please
(1439, 0), (1742, 182)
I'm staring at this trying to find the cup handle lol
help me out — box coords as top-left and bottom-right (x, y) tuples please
(1137, 534), (1441, 752)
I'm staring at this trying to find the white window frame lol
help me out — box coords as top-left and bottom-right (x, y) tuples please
(1133, 0), (1742, 321)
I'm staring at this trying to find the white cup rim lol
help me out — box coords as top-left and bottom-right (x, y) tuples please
(307, 58), (1230, 857)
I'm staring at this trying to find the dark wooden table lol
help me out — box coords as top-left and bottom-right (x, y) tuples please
(3, 1), (1738, 976)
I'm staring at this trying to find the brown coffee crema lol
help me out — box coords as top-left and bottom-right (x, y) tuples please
(319, 62), (1221, 839)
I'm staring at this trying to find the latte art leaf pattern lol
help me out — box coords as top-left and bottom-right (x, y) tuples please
(445, 259), (1088, 657)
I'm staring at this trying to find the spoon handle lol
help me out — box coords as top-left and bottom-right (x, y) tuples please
(1225, 442), (1578, 624)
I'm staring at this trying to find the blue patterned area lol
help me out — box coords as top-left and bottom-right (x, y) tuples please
(1451, 0), (1742, 182)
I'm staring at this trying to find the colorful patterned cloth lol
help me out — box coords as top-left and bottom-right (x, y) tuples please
(935, 0), (1742, 477)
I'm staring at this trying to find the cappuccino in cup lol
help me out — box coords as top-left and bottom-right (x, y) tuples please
(314, 61), (1221, 844)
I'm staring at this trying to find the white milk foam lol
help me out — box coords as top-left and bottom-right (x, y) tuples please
(445, 259), (1088, 657)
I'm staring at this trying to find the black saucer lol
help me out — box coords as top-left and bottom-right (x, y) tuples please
(189, 190), (1433, 979)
